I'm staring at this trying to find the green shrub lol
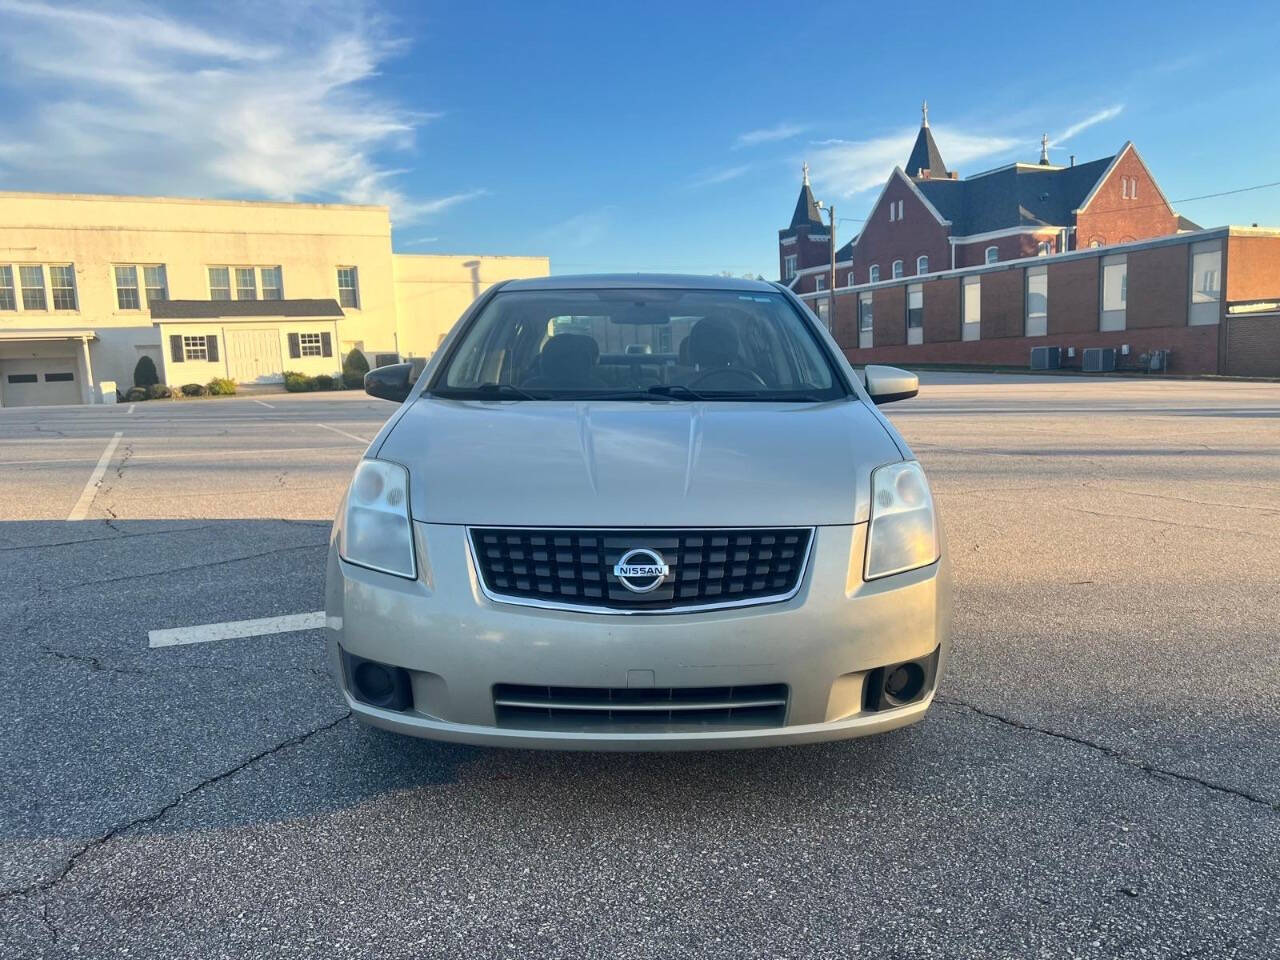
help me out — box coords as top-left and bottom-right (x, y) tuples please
(313, 374), (336, 391)
(180, 383), (206, 397)
(124, 386), (148, 402)
(343, 348), (370, 376)
(206, 377), (237, 396)
(133, 355), (159, 388)
(283, 371), (314, 392)
(147, 383), (172, 400)
(342, 369), (365, 389)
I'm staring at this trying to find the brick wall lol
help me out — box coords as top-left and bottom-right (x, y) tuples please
(1075, 148), (1178, 247)
(1225, 236), (1280, 301)
(1047, 258), (1100, 334)
(871, 285), (906, 346)
(923, 276), (960, 342)
(1221, 314), (1280, 377)
(849, 175), (951, 286)
(979, 268), (1024, 338)
(1128, 244), (1189, 329)
(842, 324), (1219, 374)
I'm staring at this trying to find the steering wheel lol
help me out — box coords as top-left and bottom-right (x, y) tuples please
(687, 366), (768, 389)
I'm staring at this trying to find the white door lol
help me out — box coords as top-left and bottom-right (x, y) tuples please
(225, 329), (284, 384)
(1, 358), (81, 407)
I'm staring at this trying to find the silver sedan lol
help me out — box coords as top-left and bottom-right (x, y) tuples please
(326, 274), (951, 750)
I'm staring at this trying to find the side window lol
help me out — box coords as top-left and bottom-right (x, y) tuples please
(869, 265), (880, 283)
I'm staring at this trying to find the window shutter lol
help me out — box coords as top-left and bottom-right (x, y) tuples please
(320, 332), (333, 357)
(170, 334), (184, 363)
(288, 333), (301, 358)
(206, 335), (219, 363)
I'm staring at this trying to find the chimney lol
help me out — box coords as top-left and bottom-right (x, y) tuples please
(1069, 155), (1075, 167)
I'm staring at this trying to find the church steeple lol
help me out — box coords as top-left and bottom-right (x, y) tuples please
(1039, 133), (1051, 165)
(789, 162), (824, 229)
(906, 101), (948, 179)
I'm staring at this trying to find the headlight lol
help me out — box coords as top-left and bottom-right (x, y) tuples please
(864, 460), (938, 580)
(338, 459), (416, 579)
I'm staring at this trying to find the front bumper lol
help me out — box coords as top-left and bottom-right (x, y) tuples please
(326, 522), (952, 751)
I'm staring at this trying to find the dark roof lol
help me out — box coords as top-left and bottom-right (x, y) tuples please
(1177, 214), (1202, 232)
(789, 182), (825, 230)
(915, 156), (1115, 235)
(906, 125), (947, 178)
(834, 239), (855, 261)
(149, 298), (344, 320)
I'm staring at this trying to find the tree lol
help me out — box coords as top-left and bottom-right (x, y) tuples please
(342, 348), (370, 389)
(133, 355), (159, 388)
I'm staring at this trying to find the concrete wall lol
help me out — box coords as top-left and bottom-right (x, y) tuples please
(391, 253), (551, 358)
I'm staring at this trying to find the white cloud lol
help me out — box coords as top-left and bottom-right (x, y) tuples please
(539, 209), (613, 248)
(0, 0), (477, 224)
(687, 164), (750, 188)
(807, 127), (1020, 198)
(735, 122), (808, 149)
(1051, 104), (1124, 146)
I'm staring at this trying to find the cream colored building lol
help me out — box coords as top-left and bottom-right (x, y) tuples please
(0, 191), (549, 406)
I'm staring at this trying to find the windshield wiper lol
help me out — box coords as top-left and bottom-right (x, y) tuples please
(646, 383), (712, 402)
(471, 382), (540, 401)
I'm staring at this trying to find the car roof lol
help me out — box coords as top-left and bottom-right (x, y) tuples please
(500, 273), (780, 293)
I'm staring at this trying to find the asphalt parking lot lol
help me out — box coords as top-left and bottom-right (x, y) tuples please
(1, 374), (1278, 959)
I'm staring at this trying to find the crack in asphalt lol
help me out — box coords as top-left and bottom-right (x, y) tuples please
(0, 522), (225, 553)
(43, 649), (145, 676)
(937, 697), (1279, 812)
(0, 711), (352, 906)
(61, 540), (329, 592)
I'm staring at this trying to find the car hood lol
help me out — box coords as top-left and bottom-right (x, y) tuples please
(378, 397), (903, 527)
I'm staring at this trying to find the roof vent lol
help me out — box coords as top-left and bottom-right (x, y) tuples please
(1040, 193), (1049, 202)
(1069, 155), (1076, 167)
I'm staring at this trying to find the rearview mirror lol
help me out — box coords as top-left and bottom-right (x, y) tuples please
(364, 362), (415, 403)
(863, 365), (919, 405)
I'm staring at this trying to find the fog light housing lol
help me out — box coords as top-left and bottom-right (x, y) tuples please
(863, 647), (940, 712)
(342, 649), (414, 711)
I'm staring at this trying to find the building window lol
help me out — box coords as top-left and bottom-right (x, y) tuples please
(1121, 177), (1129, 199)
(0, 266), (14, 311)
(299, 332), (324, 357)
(984, 246), (999, 265)
(815, 274), (826, 292)
(888, 203), (895, 223)
(19, 265), (47, 310)
(1100, 254), (1127, 331)
(235, 267), (257, 300)
(1038, 241), (1053, 257)
(858, 291), (873, 348)
(183, 335), (209, 361)
(1121, 176), (1138, 199)
(114, 265), (140, 310)
(337, 266), (360, 308)
(869, 264), (880, 283)
(962, 275), (981, 341)
(1189, 240), (1222, 326)
(48, 265), (77, 310)
(261, 266), (283, 300)
(906, 283), (924, 345)
(144, 265), (168, 304)
(1026, 265), (1048, 337)
(783, 255), (797, 281)
(891, 260), (903, 279)
(898, 200), (904, 220)
(208, 267), (231, 300)
(916, 255), (929, 274)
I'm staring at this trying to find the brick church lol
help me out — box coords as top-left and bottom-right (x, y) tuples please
(775, 104), (1280, 378)
(780, 103), (1189, 300)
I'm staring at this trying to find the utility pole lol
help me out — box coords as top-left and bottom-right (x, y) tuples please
(816, 200), (837, 331)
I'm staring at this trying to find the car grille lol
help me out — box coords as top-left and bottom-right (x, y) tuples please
(493, 683), (788, 732)
(469, 527), (813, 612)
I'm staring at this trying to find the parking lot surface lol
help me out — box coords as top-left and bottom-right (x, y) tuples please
(1, 375), (1278, 959)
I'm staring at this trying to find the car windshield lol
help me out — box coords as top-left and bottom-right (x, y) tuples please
(432, 287), (844, 401)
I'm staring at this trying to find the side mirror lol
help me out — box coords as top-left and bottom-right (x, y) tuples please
(364, 362), (415, 403)
(863, 364), (919, 405)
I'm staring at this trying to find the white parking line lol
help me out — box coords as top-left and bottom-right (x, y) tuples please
(127, 404), (136, 414)
(254, 399), (275, 409)
(148, 610), (327, 648)
(316, 422), (371, 444)
(67, 431), (123, 522)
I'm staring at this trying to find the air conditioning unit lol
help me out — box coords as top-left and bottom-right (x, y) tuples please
(1030, 346), (1061, 370)
(1082, 347), (1117, 372)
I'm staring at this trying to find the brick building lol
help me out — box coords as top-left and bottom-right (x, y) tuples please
(779, 106), (1280, 376)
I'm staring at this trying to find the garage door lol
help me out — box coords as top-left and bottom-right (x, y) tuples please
(1, 359), (81, 407)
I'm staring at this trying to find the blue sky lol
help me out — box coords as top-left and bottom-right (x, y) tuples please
(1, 0), (1277, 277)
